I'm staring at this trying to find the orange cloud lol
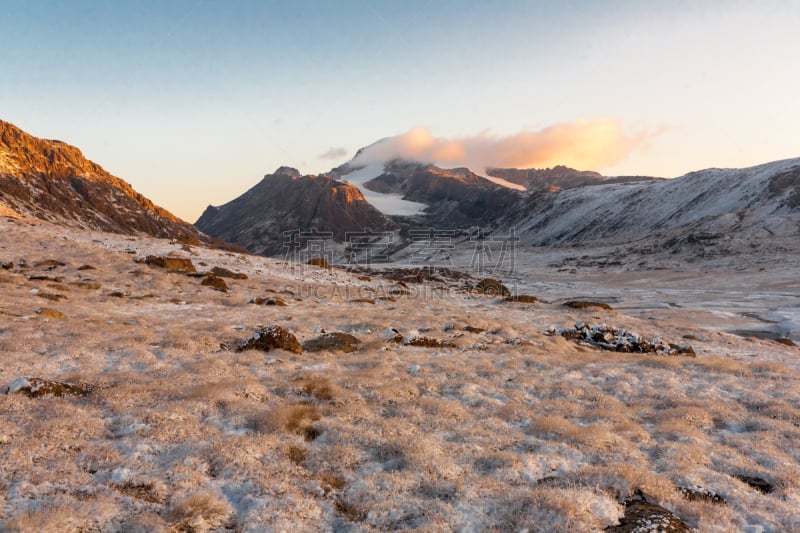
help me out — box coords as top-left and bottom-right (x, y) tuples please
(352, 120), (646, 171)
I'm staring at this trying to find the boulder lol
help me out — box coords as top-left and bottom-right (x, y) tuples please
(201, 275), (228, 292)
(774, 337), (797, 347)
(303, 332), (362, 353)
(236, 325), (302, 354)
(249, 296), (288, 306)
(608, 500), (690, 532)
(505, 294), (538, 303)
(307, 257), (331, 269)
(564, 300), (613, 310)
(405, 336), (457, 348)
(733, 474), (773, 494)
(4, 377), (92, 398)
(475, 278), (510, 297)
(1, 261), (13, 270)
(210, 266), (248, 279)
(144, 255), (196, 273)
(34, 259), (66, 269)
(382, 328), (404, 343)
(35, 307), (66, 319)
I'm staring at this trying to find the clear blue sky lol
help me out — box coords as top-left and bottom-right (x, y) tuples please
(2, 0), (798, 221)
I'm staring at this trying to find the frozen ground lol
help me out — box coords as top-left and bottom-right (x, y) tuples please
(1, 215), (799, 532)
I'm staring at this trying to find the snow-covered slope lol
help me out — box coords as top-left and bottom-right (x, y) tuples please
(337, 163), (428, 216)
(508, 157), (800, 246)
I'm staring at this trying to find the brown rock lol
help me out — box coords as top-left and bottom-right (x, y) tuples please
(464, 326), (486, 334)
(307, 257), (331, 269)
(34, 259), (66, 269)
(303, 332), (362, 353)
(475, 278), (510, 297)
(77, 264), (96, 271)
(505, 294), (538, 303)
(236, 325), (302, 354)
(35, 307), (66, 319)
(1, 261), (13, 269)
(144, 255), (196, 273)
(4, 376), (92, 398)
(201, 274), (228, 291)
(210, 266), (248, 279)
(774, 337), (797, 347)
(36, 292), (67, 301)
(564, 300), (613, 310)
(405, 336), (457, 348)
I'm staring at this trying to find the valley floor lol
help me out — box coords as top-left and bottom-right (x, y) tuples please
(1, 216), (799, 532)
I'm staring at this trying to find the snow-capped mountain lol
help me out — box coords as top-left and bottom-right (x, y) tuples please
(0, 119), (220, 246)
(195, 167), (395, 255)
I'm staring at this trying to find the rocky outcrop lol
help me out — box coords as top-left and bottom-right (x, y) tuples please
(235, 326), (302, 354)
(0, 119), (232, 246)
(475, 278), (511, 297)
(548, 322), (696, 355)
(4, 377), (92, 397)
(487, 165), (659, 190)
(195, 168), (395, 255)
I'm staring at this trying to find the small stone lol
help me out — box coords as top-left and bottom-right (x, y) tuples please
(405, 336), (457, 348)
(504, 294), (538, 303)
(564, 300), (613, 310)
(1, 261), (13, 270)
(382, 328), (404, 343)
(77, 264), (96, 271)
(464, 326), (486, 334)
(4, 377), (92, 398)
(265, 296), (287, 306)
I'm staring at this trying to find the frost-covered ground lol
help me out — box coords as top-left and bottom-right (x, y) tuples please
(1, 216), (799, 532)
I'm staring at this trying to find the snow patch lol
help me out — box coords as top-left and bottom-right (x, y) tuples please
(339, 163), (428, 216)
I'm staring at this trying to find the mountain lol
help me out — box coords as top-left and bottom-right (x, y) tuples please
(501, 157), (800, 253)
(0, 119), (215, 245)
(486, 165), (662, 190)
(195, 167), (395, 255)
(336, 160), (522, 227)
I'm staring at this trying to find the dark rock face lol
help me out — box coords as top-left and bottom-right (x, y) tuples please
(235, 326), (302, 354)
(0, 120), (227, 245)
(733, 474), (774, 494)
(195, 169), (395, 256)
(475, 278), (511, 297)
(144, 256), (196, 273)
(362, 162), (522, 227)
(303, 332), (362, 353)
(774, 337), (797, 347)
(4, 377), (92, 398)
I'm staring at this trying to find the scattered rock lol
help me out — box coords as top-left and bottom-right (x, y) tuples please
(108, 290), (124, 298)
(733, 474), (773, 494)
(564, 300), (613, 310)
(36, 292), (67, 302)
(505, 294), (538, 303)
(475, 278), (511, 297)
(678, 486), (726, 505)
(77, 264), (96, 271)
(249, 296), (288, 306)
(774, 337), (797, 347)
(143, 255), (196, 273)
(303, 332), (362, 353)
(608, 500), (691, 532)
(210, 266), (248, 279)
(382, 328), (404, 343)
(28, 275), (64, 282)
(682, 334), (699, 341)
(2, 261), (13, 269)
(405, 336), (457, 348)
(34, 259), (65, 269)
(35, 307), (66, 319)
(201, 275), (228, 292)
(236, 325), (302, 354)
(376, 296), (396, 302)
(464, 326), (486, 334)
(4, 377), (92, 398)
(349, 298), (375, 304)
(548, 322), (696, 355)
(71, 281), (101, 290)
(307, 257), (331, 269)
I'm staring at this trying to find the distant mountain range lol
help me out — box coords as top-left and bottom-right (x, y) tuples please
(2, 119), (798, 264)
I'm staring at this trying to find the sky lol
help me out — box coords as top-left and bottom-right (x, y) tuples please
(2, 0), (799, 221)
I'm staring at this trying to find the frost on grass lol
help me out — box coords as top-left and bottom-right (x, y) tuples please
(1, 218), (799, 531)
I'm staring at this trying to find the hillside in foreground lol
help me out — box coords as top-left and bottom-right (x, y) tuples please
(1, 215), (798, 531)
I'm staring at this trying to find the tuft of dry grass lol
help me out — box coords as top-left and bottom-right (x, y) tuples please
(248, 403), (322, 440)
(169, 490), (232, 532)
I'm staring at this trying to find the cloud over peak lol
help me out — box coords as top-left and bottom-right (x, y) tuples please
(352, 120), (646, 171)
